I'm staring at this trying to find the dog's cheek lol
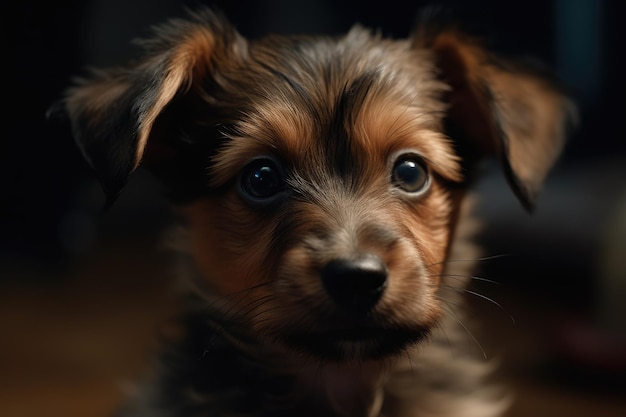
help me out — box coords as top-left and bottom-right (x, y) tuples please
(394, 183), (458, 286)
(377, 189), (454, 325)
(381, 238), (441, 324)
(179, 196), (278, 296)
(249, 245), (322, 335)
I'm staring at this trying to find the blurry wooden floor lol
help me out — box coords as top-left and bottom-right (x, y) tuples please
(1, 236), (625, 417)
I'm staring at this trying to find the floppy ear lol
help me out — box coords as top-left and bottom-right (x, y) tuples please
(413, 17), (577, 211)
(51, 8), (246, 204)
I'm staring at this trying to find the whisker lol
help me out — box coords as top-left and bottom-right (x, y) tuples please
(435, 295), (466, 311)
(434, 273), (503, 286)
(435, 320), (453, 352)
(426, 253), (512, 269)
(440, 285), (515, 325)
(463, 289), (516, 325)
(439, 301), (487, 359)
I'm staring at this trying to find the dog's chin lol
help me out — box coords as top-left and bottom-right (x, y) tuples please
(279, 325), (431, 362)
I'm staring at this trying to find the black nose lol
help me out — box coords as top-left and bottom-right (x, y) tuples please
(321, 254), (388, 313)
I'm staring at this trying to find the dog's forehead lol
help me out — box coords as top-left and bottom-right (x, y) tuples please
(209, 29), (460, 186)
(239, 29), (447, 121)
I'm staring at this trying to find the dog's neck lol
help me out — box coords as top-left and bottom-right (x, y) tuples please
(214, 308), (392, 416)
(290, 359), (388, 417)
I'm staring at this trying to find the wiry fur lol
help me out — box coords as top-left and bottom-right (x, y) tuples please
(54, 6), (575, 417)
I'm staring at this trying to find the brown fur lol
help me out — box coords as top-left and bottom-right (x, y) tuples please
(55, 6), (576, 417)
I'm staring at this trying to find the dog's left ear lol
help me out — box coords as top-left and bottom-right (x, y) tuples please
(49, 8), (246, 204)
(412, 18), (577, 211)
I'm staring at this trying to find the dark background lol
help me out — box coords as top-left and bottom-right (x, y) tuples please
(2, 1), (625, 416)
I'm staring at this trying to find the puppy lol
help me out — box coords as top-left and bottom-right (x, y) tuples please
(54, 6), (575, 417)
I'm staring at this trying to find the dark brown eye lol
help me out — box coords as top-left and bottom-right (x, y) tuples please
(239, 157), (285, 203)
(391, 155), (429, 194)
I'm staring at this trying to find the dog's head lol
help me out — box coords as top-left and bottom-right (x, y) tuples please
(55, 8), (575, 361)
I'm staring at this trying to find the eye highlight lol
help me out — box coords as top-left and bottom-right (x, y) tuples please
(391, 153), (430, 195)
(239, 157), (285, 203)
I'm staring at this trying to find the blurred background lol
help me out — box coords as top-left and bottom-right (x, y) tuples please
(2, 0), (625, 416)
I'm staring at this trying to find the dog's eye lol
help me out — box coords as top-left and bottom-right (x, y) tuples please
(391, 155), (429, 194)
(240, 158), (284, 202)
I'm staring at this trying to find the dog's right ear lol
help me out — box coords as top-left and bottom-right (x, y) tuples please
(49, 8), (246, 205)
(412, 9), (577, 211)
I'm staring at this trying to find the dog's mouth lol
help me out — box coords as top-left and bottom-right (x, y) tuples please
(281, 324), (431, 361)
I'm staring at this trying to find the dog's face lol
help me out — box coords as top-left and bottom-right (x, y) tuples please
(56, 8), (575, 361)
(179, 31), (464, 360)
